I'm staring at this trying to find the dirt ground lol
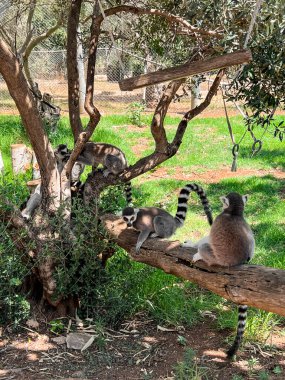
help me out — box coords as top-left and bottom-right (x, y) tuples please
(1, 313), (285, 380)
(141, 166), (285, 183)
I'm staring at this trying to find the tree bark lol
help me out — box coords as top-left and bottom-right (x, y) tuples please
(0, 38), (60, 211)
(119, 50), (252, 91)
(102, 215), (285, 317)
(67, 0), (84, 141)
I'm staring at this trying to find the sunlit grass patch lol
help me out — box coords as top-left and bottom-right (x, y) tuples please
(0, 114), (284, 342)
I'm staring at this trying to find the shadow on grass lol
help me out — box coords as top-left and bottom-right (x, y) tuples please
(249, 148), (285, 170)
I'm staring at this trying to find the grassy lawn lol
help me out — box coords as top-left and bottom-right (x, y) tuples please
(0, 113), (284, 346)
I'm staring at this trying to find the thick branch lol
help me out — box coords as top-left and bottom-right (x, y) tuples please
(102, 215), (285, 317)
(117, 71), (225, 183)
(67, 0), (84, 140)
(0, 38), (59, 210)
(84, 1), (101, 134)
(151, 79), (185, 152)
(171, 69), (225, 149)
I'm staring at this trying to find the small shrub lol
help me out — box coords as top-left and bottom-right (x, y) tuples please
(0, 176), (31, 327)
(174, 348), (209, 380)
(127, 101), (146, 127)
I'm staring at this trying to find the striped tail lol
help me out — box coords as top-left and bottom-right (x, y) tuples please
(227, 305), (248, 359)
(174, 183), (213, 226)
(124, 181), (132, 205)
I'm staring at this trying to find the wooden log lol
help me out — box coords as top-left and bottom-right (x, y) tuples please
(102, 214), (285, 317)
(11, 144), (33, 174)
(119, 49), (252, 91)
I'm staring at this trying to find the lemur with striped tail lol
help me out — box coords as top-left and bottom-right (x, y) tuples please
(182, 192), (255, 358)
(55, 143), (132, 205)
(122, 183), (212, 253)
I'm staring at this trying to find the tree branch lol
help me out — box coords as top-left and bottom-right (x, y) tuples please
(151, 79), (185, 152)
(67, 0), (84, 141)
(17, 0), (36, 57)
(22, 16), (63, 87)
(102, 215), (285, 317)
(0, 38), (60, 211)
(84, 1), (101, 136)
(171, 69), (225, 150)
(85, 5), (222, 39)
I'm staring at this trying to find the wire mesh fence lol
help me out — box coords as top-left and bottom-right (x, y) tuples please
(0, 47), (205, 116)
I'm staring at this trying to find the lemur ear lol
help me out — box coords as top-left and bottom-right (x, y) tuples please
(242, 194), (249, 205)
(220, 196), (229, 208)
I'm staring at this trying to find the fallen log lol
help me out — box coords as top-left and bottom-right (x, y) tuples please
(119, 49), (252, 91)
(102, 214), (285, 317)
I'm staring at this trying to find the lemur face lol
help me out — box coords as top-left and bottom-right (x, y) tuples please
(122, 207), (138, 227)
(54, 144), (71, 161)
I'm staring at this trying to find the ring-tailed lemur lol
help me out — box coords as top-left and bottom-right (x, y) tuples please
(21, 145), (85, 220)
(56, 143), (132, 205)
(76, 142), (128, 177)
(122, 183), (212, 253)
(182, 192), (255, 358)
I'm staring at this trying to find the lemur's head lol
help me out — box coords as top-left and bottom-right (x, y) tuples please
(122, 207), (139, 227)
(54, 144), (71, 162)
(220, 192), (248, 216)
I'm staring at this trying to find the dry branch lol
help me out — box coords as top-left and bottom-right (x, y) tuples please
(85, 5), (222, 39)
(119, 50), (252, 91)
(102, 215), (285, 317)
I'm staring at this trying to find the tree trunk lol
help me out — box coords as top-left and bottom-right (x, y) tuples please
(102, 215), (285, 317)
(0, 38), (60, 210)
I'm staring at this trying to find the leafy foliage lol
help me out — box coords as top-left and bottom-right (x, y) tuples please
(0, 176), (30, 327)
(228, 0), (285, 135)
(174, 348), (209, 380)
(127, 101), (146, 127)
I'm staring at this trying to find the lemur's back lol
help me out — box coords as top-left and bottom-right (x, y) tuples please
(133, 207), (173, 231)
(210, 213), (254, 266)
(85, 142), (127, 165)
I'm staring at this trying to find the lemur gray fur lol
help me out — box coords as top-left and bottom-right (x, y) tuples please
(65, 142), (132, 204)
(21, 144), (85, 220)
(76, 142), (128, 177)
(182, 191), (255, 358)
(122, 183), (212, 253)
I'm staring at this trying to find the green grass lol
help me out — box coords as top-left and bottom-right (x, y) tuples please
(0, 113), (284, 344)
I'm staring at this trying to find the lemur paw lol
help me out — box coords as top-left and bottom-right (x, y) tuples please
(182, 240), (197, 248)
(149, 232), (159, 238)
(192, 252), (203, 263)
(103, 169), (110, 177)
